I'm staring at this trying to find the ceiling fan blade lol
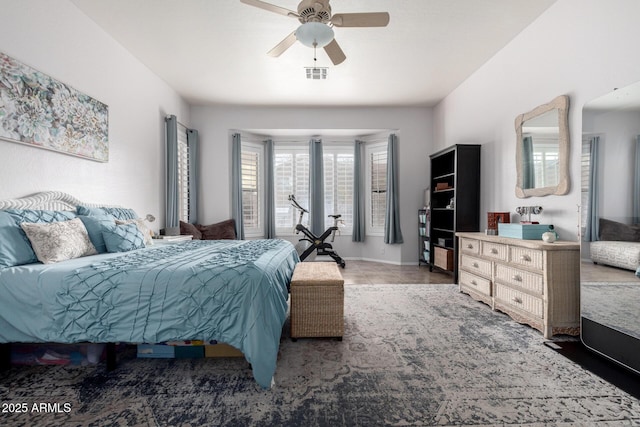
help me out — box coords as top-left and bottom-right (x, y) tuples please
(331, 12), (390, 27)
(240, 0), (299, 18)
(323, 39), (346, 65)
(267, 31), (297, 57)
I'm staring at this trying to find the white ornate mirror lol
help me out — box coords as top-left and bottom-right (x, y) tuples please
(515, 95), (570, 198)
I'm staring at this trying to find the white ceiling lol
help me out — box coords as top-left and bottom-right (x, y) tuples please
(584, 80), (640, 112)
(70, 0), (556, 107)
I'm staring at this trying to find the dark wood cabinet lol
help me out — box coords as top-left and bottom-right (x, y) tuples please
(429, 144), (481, 281)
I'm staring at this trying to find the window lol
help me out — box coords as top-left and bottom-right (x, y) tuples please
(240, 141), (264, 237)
(274, 146), (309, 233)
(531, 138), (559, 188)
(238, 139), (355, 237)
(177, 123), (189, 222)
(323, 148), (354, 230)
(366, 141), (388, 235)
(273, 143), (354, 235)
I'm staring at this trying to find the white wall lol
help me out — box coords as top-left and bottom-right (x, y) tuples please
(433, 0), (640, 240)
(190, 105), (432, 264)
(0, 0), (190, 230)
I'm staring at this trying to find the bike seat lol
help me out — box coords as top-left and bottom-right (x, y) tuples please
(328, 214), (341, 219)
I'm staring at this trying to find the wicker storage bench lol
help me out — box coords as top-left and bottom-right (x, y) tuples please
(290, 262), (344, 340)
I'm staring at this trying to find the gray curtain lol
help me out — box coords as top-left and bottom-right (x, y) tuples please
(522, 135), (535, 189)
(585, 136), (600, 242)
(634, 135), (640, 224)
(384, 134), (404, 244)
(165, 115), (179, 232)
(309, 138), (324, 236)
(265, 139), (276, 238)
(352, 140), (365, 242)
(187, 129), (199, 225)
(231, 133), (245, 240)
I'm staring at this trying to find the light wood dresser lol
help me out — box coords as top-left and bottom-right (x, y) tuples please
(455, 232), (580, 338)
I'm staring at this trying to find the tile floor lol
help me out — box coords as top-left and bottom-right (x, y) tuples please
(336, 260), (455, 284)
(580, 259), (637, 282)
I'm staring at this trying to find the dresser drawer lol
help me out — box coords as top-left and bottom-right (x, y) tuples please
(460, 254), (492, 278)
(495, 284), (543, 318)
(460, 237), (480, 255)
(482, 242), (507, 261)
(459, 270), (491, 297)
(495, 264), (543, 295)
(510, 246), (543, 270)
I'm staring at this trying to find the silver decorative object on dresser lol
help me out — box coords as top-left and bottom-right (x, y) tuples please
(456, 232), (580, 338)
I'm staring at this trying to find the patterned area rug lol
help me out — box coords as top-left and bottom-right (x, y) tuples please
(2, 284), (640, 426)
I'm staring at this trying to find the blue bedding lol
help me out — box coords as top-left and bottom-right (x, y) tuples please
(0, 239), (299, 388)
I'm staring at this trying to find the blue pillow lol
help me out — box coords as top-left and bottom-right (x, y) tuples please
(77, 206), (138, 221)
(102, 223), (146, 253)
(0, 211), (35, 268)
(78, 214), (115, 254)
(0, 209), (77, 268)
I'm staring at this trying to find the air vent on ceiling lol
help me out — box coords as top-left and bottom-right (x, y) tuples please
(305, 67), (327, 79)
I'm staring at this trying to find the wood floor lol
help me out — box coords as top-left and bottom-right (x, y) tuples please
(337, 260), (455, 284)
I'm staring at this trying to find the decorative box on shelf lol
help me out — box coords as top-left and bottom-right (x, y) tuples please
(434, 247), (453, 271)
(487, 212), (510, 230)
(437, 237), (453, 247)
(498, 223), (552, 240)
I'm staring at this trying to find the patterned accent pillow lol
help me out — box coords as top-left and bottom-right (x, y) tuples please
(20, 218), (98, 264)
(76, 206), (139, 221)
(78, 214), (116, 253)
(0, 209), (78, 267)
(102, 223), (146, 253)
(116, 219), (153, 246)
(4, 209), (76, 224)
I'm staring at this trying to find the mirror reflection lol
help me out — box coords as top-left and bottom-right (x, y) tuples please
(581, 80), (640, 373)
(521, 109), (560, 189)
(515, 95), (570, 198)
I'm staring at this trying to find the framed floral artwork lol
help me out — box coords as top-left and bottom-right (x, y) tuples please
(0, 51), (108, 162)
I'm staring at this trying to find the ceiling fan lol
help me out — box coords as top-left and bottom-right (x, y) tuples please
(240, 0), (390, 65)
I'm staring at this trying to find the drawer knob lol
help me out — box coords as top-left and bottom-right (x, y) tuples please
(470, 280), (477, 286)
(467, 244), (474, 249)
(490, 248), (498, 254)
(520, 255), (531, 262)
(472, 262), (479, 268)
(512, 275), (522, 282)
(512, 296), (523, 304)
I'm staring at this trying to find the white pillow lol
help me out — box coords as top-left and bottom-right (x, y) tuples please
(20, 218), (98, 264)
(115, 218), (153, 246)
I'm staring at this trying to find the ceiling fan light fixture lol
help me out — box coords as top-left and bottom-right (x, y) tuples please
(295, 22), (334, 48)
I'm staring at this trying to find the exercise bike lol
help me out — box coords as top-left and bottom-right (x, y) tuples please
(288, 194), (346, 268)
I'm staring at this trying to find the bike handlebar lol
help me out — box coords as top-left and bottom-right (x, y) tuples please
(288, 194), (308, 213)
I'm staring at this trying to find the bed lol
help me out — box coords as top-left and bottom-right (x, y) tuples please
(0, 191), (299, 388)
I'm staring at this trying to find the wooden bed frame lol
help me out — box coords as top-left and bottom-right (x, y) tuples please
(0, 191), (126, 372)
